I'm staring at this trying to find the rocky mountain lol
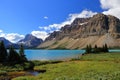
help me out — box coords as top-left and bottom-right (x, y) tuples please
(18, 34), (43, 48)
(0, 37), (22, 48)
(38, 13), (120, 49)
(0, 37), (12, 48)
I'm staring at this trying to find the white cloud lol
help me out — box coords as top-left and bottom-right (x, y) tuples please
(100, 0), (120, 9)
(5, 33), (25, 43)
(0, 30), (3, 33)
(39, 10), (97, 33)
(44, 16), (48, 19)
(68, 10), (97, 22)
(100, 0), (120, 19)
(0, 10), (97, 42)
(31, 31), (48, 40)
(0, 31), (25, 43)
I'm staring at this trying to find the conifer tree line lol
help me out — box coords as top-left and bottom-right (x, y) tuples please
(85, 44), (109, 54)
(0, 41), (27, 64)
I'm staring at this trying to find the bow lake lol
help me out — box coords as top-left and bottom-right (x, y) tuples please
(24, 50), (85, 60)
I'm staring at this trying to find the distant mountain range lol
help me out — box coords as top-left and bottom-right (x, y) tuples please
(38, 13), (120, 49)
(18, 34), (43, 48)
(1, 13), (120, 49)
(0, 34), (43, 48)
(0, 37), (12, 47)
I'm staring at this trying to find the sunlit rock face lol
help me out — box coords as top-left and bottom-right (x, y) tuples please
(39, 14), (120, 49)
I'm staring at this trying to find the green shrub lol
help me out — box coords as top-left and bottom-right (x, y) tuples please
(0, 71), (7, 76)
(23, 62), (34, 70)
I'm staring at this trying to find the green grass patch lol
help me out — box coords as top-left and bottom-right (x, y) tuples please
(13, 53), (120, 80)
(13, 76), (35, 80)
(31, 60), (62, 66)
(80, 53), (120, 61)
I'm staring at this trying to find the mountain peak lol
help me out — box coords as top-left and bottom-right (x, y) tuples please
(25, 34), (34, 39)
(18, 34), (43, 48)
(0, 37), (6, 40)
(39, 13), (120, 49)
(26, 34), (33, 37)
(0, 37), (12, 47)
(93, 13), (105, 17)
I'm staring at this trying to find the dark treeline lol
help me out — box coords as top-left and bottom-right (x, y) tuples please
(85, 44), (109, 54)
(0, 41), (27, 65)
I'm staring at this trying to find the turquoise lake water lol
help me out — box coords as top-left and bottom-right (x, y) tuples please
(19, 49), (120, 60)
(109, 49), (120, 52)
(24, 50), (85, 60)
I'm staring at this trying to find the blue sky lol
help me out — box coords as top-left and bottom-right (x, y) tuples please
(0, 0), (120, 43)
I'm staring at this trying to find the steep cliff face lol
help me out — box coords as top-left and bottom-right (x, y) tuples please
(38, 14), (120, 49)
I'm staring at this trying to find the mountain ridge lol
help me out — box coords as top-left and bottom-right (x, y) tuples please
(0, 37), (12, 47)
(18, 34), (43, 48)
(0, 34), (43, 48)
(38, 13), (120, 49)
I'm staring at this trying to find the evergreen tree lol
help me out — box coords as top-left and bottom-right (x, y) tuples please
(102, 45), (105, 52)
(8, 45), (20, 63)
(0, 41), (8, 62)
(19, 44), (27, 62)
(102, 44), (108, 53)
(85, 45), (89, 53)
(85, 44), (92, 54)
(104, 44), (108, 52)
(89, 44), (92, 53)
(94, 45), (98, 53)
